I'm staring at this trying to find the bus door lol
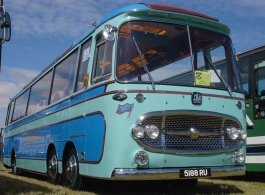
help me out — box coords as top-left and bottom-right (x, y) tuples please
(253, 60), (265, 120)
(244, 58), (265, 137)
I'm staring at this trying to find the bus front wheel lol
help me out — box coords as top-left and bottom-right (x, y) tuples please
(47, 149), (60, 184)
(63, 148), (82, 190)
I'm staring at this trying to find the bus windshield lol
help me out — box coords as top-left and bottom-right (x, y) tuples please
(117, 21), (241, 91)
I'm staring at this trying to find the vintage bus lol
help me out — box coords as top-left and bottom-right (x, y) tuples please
(235, 44), (265, 172)
(3, 3), (246, 189)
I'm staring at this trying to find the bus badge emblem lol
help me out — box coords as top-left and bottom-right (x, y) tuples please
(192, 92), (202, 105)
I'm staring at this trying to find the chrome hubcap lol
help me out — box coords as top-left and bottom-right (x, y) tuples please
(48, 155), (57, 179)
(66, 155), (77, 183)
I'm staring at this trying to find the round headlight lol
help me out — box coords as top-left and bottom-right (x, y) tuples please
(235, 150), (245, 163)
(132, 125), (145, 138)
(226, 127), (238, 140)
(238, 129), (247, 140)
(145, 124), (159, 140)
(135, 151), (149, 167)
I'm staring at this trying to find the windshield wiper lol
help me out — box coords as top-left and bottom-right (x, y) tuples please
(200, 48), (233, 96)
(132, 37), (155, 90)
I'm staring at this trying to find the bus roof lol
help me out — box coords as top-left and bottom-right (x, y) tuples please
(144, 4), (218, 21)
(72, 3), (223, 48)
(236, 44), (265, 58)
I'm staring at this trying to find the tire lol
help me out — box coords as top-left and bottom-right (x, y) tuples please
(47, 149), (60, 184)
(63, 148), (82, 190)
(11, 154), (19, 175)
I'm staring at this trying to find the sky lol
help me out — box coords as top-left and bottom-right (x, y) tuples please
(0, 0), (265, 128)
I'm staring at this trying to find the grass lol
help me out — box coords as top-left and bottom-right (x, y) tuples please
(1, 163), (265, 195)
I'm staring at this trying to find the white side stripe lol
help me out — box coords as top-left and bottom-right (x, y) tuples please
(246, 156), (265, 163)
(246, 115), (254, 127)
(247, 136), (265, 145)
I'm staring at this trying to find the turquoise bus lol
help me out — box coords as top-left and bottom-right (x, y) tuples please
(3, 3), (246, 189)
(235, 44), (265, 172)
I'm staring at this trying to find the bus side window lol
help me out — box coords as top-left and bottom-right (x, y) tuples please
(92, 33), (113, 84)
(50, 49), (78, 103)
(5, 101), (14, 125)
(12, 89), (30, 122)
(75, 38), (92, 91)
(27, 70), (53, 115)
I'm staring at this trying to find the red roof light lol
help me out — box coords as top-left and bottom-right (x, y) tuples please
(144, 3), (219, 22)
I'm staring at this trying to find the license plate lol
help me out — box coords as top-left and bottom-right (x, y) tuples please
(179, 168), (211, 178)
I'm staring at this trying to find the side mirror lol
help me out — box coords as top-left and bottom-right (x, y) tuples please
(103, 24), (116, 41)
(0, 10), (11, 42)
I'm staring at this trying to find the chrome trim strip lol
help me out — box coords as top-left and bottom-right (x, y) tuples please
(166, 130), (220, 137)
(161, 115), (166, 148)
(111, 166), (245, 180)
(136, 110), (241, 125)
(135, 139), (243, 155)
(70, 134), (85, 138)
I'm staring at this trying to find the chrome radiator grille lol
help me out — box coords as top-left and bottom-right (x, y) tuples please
(136, 111), (242, 154)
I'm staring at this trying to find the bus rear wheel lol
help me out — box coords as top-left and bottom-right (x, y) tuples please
(47, 149), (60, 184)
(11, 154), (19, 175)
(63, 148), (82, 190)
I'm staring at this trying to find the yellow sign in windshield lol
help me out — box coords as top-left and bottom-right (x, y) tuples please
(195, 71), (211, 86)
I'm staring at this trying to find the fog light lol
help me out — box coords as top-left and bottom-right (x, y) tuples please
(132, 125), (145, 138)
(135, 151), (149, 167)
(235, 150), (245, 163)
(145, 124), (159, 140)
(226, 127), (238, 140)
(238, 129), (247, 140)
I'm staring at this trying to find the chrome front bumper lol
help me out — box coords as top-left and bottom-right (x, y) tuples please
(111, 166), (245, 180)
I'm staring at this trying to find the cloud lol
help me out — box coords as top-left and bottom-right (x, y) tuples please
(0, 110), (6, 128)
(0, 66), (39, 127)
(6, 0), (104, 38)
(0, 66), (39, 126)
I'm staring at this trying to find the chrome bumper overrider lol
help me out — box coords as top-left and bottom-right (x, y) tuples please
(111, 166), (245, 180)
